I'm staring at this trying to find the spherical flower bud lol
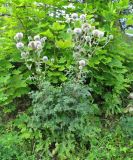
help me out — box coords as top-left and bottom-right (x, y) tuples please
(65, 14), (69, 19)
(67, 3), (75, 9)
(81, 23), (91, 32)
(67, 28), (72, 33)
(28, 41), (36, 50)
(92, 29), (104, 38)
(71, 13), (78, 20)
(92, 29), (99, 37)
(14, 32), (23, 41)
(27, 64), (32, 70)
(42, 56), (48, 62)
(34, 35), (40, 41)
(109, 35), (114, 40)
(98, 31), (104, 38)
(66, 18), (71, 23)
(41, 37), (47, 43)
(16, 42), (24, 49)
(49, 12), (54, 17)
(128, 93), (133, 99)
(36, 44), (42, 50)
(88, 54), (92, 58)
(84, 36), (91, 42)
(51, 58), (55, 63)
(73, 28), (82, 35)
(35, 41), (42, 50)
(80, 14), (86, 21)
(21, 52), (26, 58)
(28, 36), (32, 41)
(28, 41), (42, 50)
(90, 18), (95, 23)
(79, 60), (86, 67)
(128, 106), (133, 112)
(75, 45), (82, 51)
(34, 2), (43, 7)
(73, 52), (80, 59)
(36, 40), (41, 45)
(79, 66), (83, 70)
(21, 51), (29, 59)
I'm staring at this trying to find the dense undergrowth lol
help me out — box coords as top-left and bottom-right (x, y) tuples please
(0, 0), (133, 159)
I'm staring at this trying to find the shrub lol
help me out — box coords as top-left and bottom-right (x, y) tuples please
(30, 80), (101, 159)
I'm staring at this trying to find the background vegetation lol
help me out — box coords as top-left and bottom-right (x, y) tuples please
(0, 0), (132, 159)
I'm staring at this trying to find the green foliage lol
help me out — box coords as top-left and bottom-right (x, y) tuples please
(120, 115), (133, 137)
(0, 37), (29, 106)
(88, 125), (132, 160)
(88, 34), (131, 115)
(29, 80), (100, 159)
(0, 0), (132, 159)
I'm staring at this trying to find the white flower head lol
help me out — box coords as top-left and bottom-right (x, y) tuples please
(35, 41), (42, 50)
(84, 36), (91, 42)
(66, 17), (71, 23)
(79, 60), (86, 67)
(28, 41), (42, 50)
(129, 107), (133, 112)
(14, 32), (23, 41)
(92, 30), (99, 37)
(65, 14), (69, 19)
(35, 40), (41, 46)
(79, 66), (83, 70)
(88, 54), (92, 59)
(90, 18), (95, 23)
(67, 3), (75, 9)
(81, 23), (91, 32)
(27, 64), (32, 70)
(21, 51), (29, 59)
(75, 45), (82, 51)
(109, 35), (114, 40)
(42, 56), (48, 62)
(28, 36), (32, 41)
(28, 41), (36, 50)
(16, 42), (24, 49)
(92, 29), (104, 38)
(49, 12), (54, 17)
(63, 3), (75, 9)
(51, 58), (55, 63)
(67, 28), (72, 33)
(73, 28), (82, 35)
(34, 35), (40, 41)
(36, 44), (42, 50)
(71, 13), (78, 20)
(73, 52), (80, 59)
(41, 37), (47, 43)
(80, 14), (86, 21)
(98, 31), (104, 38)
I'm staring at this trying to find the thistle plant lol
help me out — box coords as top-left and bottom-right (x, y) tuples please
(73, 22), (112, 60)
(14, 33), (49, 83)
(14, 12), (113, 85)
(64, 12), (113, 58)
(64, 13), (114, 81)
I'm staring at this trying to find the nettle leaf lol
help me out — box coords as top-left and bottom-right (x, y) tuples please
(56, 40), (73, 49)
